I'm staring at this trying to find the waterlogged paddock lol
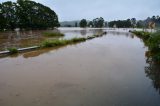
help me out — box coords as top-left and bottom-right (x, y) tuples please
(0, 29), (160, 106)
(0, 28), (104, 51)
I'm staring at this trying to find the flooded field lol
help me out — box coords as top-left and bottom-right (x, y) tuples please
(0, 28), (160, 106)
(0, 28), (104, 51)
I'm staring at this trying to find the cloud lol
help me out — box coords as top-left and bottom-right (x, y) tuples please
(0, 0), (160, 21)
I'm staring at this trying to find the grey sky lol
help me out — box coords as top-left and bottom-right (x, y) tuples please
(0, 0), (160, 21)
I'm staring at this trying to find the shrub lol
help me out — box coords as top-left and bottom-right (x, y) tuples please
(8, 48), (18, 54)
(42, 40), (55, 47)
(42, 39), (67, 47)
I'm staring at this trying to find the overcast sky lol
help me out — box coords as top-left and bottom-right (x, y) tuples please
(0, 0), (160, 21)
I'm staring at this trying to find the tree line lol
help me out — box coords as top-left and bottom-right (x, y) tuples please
(79, 17), (105, 28)
(109, 16), (160, 28)
(78, 16), (160, 28)
(0, 0), (60, 31)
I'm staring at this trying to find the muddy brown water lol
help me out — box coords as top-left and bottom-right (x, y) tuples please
(0, 28), (160, 106)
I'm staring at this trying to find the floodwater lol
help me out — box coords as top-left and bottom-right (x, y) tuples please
(0, 28), (103, 51)
(0, 28), (160, 106)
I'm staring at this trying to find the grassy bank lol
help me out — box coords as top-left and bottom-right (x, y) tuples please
(7, 48), (18, 54)
(42, 32), (64, 37)
(131, 30), (160, 63)
(41, 33), (105, 48)
(41, 37), (86, 48)
(131, 31), (151, 40)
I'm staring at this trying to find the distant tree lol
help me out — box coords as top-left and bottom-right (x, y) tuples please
(126, 19), (132, 27)
(157, 16), (160, 27)
(104, 22), (108, 27)
(75, 22), (78, 27)
(79, 19), (87, 28)
(92, 17), (104, 28)
(143, 16), (160, 28)
(151, 16), (156, 22)
(131, 18), (137, 28)
(137, 20), (144, 28)
(108, 21), (115, 28)
(108, 19), (132, 28)
(88, 21), (93, 27)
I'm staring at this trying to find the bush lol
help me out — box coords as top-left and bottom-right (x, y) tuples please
(8, 48), (18, 54)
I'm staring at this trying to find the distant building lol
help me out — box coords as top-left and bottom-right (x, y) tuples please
(148, 22), (156, 29)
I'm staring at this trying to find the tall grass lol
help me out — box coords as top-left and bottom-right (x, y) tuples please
(41, 37), (86, 48)
(41, 32), (106, 48)
(131, 30), (160, 63)
(131, 31), (151, 40)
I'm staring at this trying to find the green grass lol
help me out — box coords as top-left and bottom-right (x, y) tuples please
(42, 39), (67, 47)
(131, 31), (151, 40)
(41, 31), (107, 48)
(41, 37), (87, 48)
(7, 48), (18, 54)
(41, 33), (106, 48)
(131, 30), (160, 63)
(43, 32), (64, 37)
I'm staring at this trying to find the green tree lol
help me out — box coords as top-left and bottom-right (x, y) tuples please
(92, 17), (104, 28)
(79, 19), (87, 28)
(1, 1), (17, 30)
(0, 3), (6, 30)
(1, 0), (59, 30)
(17, 0), (59, 29)
(137, 20), (144, 28)
(131, 18), (137, 28)
(108, 19), (132, 28)
(88, 21), (93, 27)
(75, 22), (78, 27)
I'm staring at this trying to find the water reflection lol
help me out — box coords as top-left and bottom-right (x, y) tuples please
(0, 30), (46, 50)
(0, 29), (160, 106)
(80, 29), (87, 36)
(23, 47), (66, 58)
(107, 31), (135, 38)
